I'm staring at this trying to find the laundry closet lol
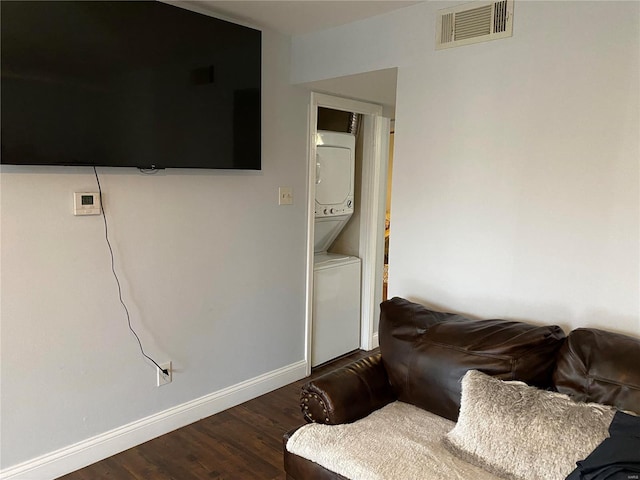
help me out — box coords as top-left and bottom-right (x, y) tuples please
(311, 108), (362, 367)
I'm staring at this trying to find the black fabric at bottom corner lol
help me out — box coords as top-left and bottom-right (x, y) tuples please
(566, 411), (640, 480)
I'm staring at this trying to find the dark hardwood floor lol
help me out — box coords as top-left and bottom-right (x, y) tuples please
(59, 350), (373, 480)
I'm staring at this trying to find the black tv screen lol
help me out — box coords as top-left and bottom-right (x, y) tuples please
(1, 1), (261, 170)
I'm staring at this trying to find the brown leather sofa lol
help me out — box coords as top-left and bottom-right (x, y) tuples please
(284, 297), (640, 480)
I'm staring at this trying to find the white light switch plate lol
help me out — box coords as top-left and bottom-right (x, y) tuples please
(279, 187), (293, 205)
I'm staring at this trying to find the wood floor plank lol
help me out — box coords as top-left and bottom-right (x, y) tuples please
(59, 350), (373, 480)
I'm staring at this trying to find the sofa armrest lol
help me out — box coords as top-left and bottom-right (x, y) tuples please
(300, 353), (396, 425)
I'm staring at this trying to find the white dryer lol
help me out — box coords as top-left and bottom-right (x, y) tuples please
(315, 131), (355, 218)
(314, 131), (356, 253)
(312, 131), (361, 367)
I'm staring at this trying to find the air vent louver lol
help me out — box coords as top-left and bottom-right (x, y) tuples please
(440, 12), (454, 44)
(455, 4), (492, 40)
(494, 0), (509, 32)
(436, 0), (514, 50)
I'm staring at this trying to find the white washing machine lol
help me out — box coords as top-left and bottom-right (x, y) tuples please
(312, 131), (361, 367)
(312, 253), (361, 367)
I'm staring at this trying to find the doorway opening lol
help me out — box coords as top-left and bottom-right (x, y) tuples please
(383, 125), (394, 301)
(304, 93), (390, 375)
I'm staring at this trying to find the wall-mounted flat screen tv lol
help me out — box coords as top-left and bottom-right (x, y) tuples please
(1, 1), (261, 170)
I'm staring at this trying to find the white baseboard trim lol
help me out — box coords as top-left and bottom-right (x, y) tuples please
(1, 360), (308, 480)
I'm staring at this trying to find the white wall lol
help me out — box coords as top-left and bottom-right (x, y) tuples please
(292, 1), (640, 337)
(0, 26), (309, 472)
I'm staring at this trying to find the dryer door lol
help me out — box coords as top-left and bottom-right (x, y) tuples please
(315, 145), (354, 216)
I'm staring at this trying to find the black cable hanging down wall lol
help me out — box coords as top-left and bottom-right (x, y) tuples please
(93, 167), (168, 376)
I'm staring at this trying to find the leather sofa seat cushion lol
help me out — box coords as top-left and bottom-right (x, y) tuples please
(380, 299), (566, 421)
(554, 328), (640, 414)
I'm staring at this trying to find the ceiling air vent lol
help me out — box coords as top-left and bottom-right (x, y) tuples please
(436, 0), (514, 50)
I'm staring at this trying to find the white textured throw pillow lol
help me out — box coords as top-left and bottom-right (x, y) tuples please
(444, 370), (616, 480)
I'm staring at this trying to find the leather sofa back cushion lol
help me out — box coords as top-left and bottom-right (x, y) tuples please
(554, 328), (640, 413)
(379, 299), (566, 421)
(379, 297), (455, 359)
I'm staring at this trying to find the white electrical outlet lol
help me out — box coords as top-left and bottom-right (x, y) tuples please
(157, 361), (172, 387)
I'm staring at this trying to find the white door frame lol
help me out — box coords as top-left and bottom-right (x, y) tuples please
(304, 92), (389, 375)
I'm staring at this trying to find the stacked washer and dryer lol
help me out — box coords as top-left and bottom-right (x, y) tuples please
(312, 131), (361, 367)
